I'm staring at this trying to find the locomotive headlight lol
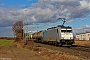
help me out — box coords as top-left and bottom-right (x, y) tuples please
(61, 37), (64, 39)
(70, 37), (73, 39)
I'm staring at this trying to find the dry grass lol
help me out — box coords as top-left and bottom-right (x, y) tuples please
(14, 42), (79, 60)
(14, 40), (79, 60)
(32, 47), (79, 60)
(75, 40), (90, 47)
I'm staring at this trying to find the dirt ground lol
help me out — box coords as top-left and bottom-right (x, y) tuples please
(34, 43), (90, 60)
(1, 39), (90, 60)
(0, 46), (45, 60)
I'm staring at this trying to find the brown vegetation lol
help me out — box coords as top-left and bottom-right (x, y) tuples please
(33, 47), (79, 60)
(75, 40), (90, 47)
(13, 40), (79, 60)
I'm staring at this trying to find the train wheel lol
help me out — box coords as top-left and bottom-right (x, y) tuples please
(58, 43), (62, 47)
(53, 42), (57, 46)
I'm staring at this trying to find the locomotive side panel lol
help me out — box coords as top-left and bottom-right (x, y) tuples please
(44, 29), (58, 42)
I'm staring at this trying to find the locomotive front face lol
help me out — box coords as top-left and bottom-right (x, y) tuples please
(59, 26), (74, 45)
(61, 28), (73, 40)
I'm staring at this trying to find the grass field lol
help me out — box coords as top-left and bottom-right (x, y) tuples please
(0, 40), (14, 46)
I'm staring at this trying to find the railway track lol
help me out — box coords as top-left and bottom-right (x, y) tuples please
(34, 42), (90, 59)
(35, 42), (90, 52)
(70, 46), (90, 52)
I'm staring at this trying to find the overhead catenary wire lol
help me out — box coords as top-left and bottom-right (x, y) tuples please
(41, 0), (69, 27)
(43, 0), (90, 23)
(41, 0), (89, 34)
(43, 0), (68, 22)
(35, 0), (82, 28)
(42, 0), (77, 24)
(58, 1), (90, 21)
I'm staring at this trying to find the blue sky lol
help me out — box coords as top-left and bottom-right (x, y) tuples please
(0, 0), (38, 8)
(0, 0), (90, 37)
(69, 19), (90, 28)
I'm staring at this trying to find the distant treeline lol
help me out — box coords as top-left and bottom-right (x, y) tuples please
(0, 37), (15, 40)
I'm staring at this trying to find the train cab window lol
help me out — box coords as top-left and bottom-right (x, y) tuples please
(67, 30), (72, 32)
(61, 30), (66, 32)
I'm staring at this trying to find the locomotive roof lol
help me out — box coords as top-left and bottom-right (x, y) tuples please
(47, 25), (72, 30)
(57, 25), (72, 28)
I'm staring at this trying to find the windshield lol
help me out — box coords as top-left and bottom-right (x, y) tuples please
(61, 30), (66, 32)
(67, 30), (72, 32)
(61, 30), (72, 33)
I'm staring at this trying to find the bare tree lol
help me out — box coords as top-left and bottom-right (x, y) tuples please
(12, 21), (24, 40)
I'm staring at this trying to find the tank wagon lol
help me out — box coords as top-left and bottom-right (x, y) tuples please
(32, 25), (74, 46)
(32, 30), (44, 42)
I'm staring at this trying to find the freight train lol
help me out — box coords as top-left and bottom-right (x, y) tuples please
(31, 25), (74, 46)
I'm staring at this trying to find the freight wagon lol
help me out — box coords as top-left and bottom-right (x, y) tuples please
(32, 30), (44, 42)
